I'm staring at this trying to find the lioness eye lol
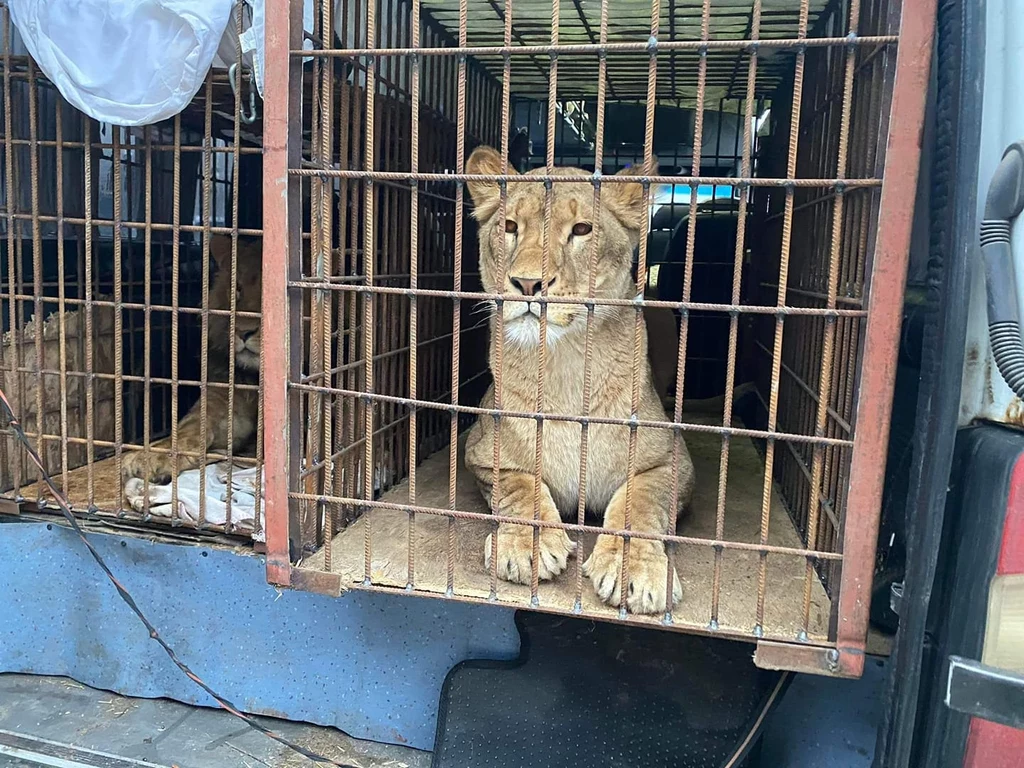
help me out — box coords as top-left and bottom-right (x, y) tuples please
(504, 219), (518, 234)
(572, 222), (593, 237)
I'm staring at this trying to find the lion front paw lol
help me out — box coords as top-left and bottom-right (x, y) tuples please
(582, 535), (682, 614)
(483, 522), (576, 584)
(121, 450), (177, 485)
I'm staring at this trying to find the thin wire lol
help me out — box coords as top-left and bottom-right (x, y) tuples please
(721, 673), (792, 768)
(0, 386), (358, 768)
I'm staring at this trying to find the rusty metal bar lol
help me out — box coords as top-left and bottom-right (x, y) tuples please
(170, 115), (183, 525)
(530, 0), (559, 603)
(447, 0), (470, 599)
(361, 0), (379, 584)
(290, 491), (843, 561)
(486, 0), (513, 598)
(681, 0), (713, 626)
(712, 0), (762, 629)
(754, 0), (811, 636)
(572, 0), (610, 612)
(292, 168), (884, 187)
(1, 8), (23, 495)
(291, 381), (854, 446)
(406, 0), (422, 589)
(27, 59), (44, 503)
(290, 282), (868, 316)
(292, 35), (899, 57)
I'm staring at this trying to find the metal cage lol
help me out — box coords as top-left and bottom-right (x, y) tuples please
(0, 3), (268, 542)
(263, 0), (933, 677)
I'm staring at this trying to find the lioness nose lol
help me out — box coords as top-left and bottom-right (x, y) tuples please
(510, 276), (555, 296)
(240, 329), (257, 342)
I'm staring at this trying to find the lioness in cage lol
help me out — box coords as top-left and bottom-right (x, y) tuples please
(464, 146), (695, 615)
(122, 235), (262, 484)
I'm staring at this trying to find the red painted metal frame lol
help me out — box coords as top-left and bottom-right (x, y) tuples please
(996, 454), (1024, 576)
(262, 0), (304, 587)
(962, 453), (1024, 765)
(833, 0), (937, 678)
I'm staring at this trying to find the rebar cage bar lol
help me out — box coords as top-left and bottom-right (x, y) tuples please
(0, 2), (267, 541)
(264, 0), (933, 676)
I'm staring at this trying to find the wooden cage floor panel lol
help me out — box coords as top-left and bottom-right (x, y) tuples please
(19, 456), (125, 513)
(303, 417), (831, 642)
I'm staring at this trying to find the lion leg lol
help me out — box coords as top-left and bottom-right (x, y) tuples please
(121, 386), (253, 483)
(479, 471), (576, 585)
(582, 464), (684, 614)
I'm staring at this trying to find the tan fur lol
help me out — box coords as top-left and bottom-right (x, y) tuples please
(122, 235), (262, 483)
(463, 146), (696, 614)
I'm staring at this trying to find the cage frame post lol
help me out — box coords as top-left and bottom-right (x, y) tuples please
(824, 0), (937, 678)
(263, 0), (306, 586)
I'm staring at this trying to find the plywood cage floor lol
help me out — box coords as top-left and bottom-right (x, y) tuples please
(303, 414), (832, 642)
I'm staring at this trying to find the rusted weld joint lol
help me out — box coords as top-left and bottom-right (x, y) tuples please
(646, 36), (658, 54)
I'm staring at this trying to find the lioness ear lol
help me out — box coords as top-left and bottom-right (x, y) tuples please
(466, 145), (516, 221)
(604, 158), (658, 234)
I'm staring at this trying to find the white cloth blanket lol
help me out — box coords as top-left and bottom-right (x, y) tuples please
(124, 462), (265, 542)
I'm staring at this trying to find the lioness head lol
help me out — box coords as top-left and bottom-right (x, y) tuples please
(465, 145), (650, 346)
(209, 235), (262, 373)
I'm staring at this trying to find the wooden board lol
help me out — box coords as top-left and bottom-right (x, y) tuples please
(303, 416), (832, 642)
(19, 454), (125, 513)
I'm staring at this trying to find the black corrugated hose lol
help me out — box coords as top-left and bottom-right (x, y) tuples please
(982, 141), (1024, 397)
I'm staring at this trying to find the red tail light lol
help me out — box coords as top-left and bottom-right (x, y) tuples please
(962, 456), (1024, 767)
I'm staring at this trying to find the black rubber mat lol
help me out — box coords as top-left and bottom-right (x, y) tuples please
(432, 612), (788, 768)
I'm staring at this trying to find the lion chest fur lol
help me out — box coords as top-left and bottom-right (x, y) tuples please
(465, 308), (674, 518)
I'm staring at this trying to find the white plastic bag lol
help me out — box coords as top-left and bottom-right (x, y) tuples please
(231, 0), (316, 98)
(8, 0), (235, 126)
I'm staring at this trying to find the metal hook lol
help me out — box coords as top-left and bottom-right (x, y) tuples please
(228, 63), (258, 125)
